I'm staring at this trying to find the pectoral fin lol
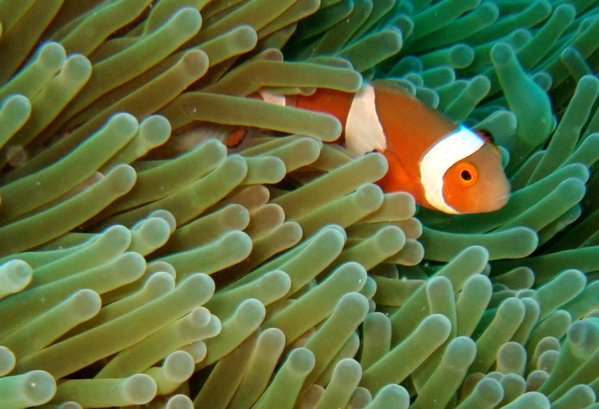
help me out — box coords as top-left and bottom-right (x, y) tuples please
(224, 127), (248, 148)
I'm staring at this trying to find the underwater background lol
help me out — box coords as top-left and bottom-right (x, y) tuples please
(0, 0), (598, 408)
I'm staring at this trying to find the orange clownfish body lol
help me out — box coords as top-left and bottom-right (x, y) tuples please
(241, 81), (511, 214)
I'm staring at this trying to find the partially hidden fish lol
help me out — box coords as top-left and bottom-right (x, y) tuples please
(227, 80), (511, 214)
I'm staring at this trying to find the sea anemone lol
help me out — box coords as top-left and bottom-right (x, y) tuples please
(0, 0), (598, 408)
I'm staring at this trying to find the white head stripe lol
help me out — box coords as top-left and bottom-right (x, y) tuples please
(345, 84), (388, 155)
(420, 126), (485, 214)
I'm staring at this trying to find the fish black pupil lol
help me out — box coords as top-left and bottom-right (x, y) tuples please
(461, 170), (472, 181)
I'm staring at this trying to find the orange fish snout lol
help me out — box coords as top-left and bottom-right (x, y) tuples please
(441, 144), (511, 214)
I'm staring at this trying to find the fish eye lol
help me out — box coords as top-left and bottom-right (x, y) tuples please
(456, 162), (478, 187)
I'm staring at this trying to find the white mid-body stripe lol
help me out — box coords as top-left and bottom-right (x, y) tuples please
(420, 126), (485, 214)
(345, 84), (388, 155)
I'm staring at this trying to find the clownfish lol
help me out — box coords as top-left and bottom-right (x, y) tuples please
(228, 81), (511, 214)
